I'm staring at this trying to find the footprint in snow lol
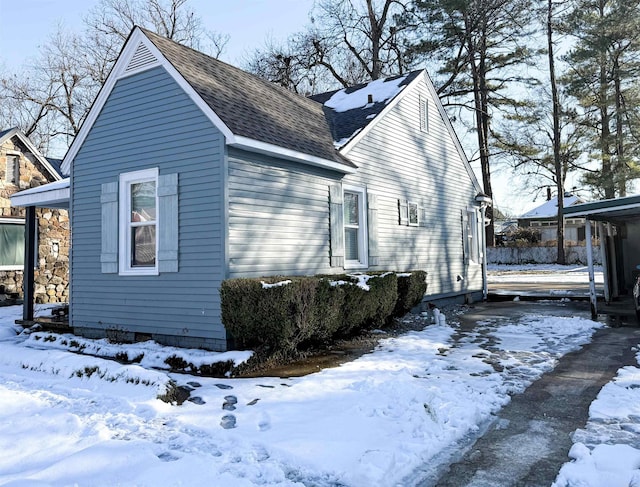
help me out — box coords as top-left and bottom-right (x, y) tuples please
(215, 383), (233, 390)
(222, 395), (237, 411)
(157, 452), (180, 462)
(187, 381), (202, 388)
(247, 398), (260, 406)
(258, 413), (271, 431)
(188, 396), (206, 405)
(220, 414), (236, 429)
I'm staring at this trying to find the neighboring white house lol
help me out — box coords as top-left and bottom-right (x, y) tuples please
(518, 193), (590, 244)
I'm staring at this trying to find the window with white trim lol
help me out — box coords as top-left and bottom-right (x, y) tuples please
(119, 168), (158, 275)
(465, 208), (480, 264)
(0, 219), (26, 270)
(408, 202), (419, 226)
(399, 200), (420, 226)
(343, 186), (368, 268)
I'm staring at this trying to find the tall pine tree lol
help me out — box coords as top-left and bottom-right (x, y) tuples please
(404, 0), (538, 245)
(562, 0), (640, 199)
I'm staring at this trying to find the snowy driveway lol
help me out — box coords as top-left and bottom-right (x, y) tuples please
(0, 299), (636, 486)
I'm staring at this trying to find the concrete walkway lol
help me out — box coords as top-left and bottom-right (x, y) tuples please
(429, 301), (640, 487)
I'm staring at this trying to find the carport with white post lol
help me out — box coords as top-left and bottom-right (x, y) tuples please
(563, 194), (640, 319)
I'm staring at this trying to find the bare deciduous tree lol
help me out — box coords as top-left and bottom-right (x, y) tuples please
(0, 0), (228, 156)
(245, 0), (411, 93)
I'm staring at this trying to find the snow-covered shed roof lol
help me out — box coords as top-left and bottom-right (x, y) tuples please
(309, 71), (422, 149)
(520, 195), (584, 219)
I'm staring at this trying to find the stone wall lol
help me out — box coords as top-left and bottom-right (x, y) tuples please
(0, 133), (69, 303)
(487, 245), (602, 265)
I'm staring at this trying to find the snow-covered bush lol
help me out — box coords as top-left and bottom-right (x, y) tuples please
(220, 271), (423, 357)
(221, 277), (343, 355)
(335, 272), (398, 336)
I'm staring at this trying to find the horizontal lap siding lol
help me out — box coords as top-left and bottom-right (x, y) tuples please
(227, 149), (338, 278)
(343, 77), (482, 296)
(71, 66), (226, 346)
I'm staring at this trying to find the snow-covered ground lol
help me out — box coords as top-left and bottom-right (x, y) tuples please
(553, 348), (640, 487)
(0, 267), (637, 486)
(488, 263), (604, 284)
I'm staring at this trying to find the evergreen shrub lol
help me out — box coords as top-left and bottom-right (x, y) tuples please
(220, 277), (343, 355)
(221, 271), (425, 355)
(394, 271), (428, 316)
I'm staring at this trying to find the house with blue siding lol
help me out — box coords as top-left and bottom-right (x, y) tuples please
(12, 27), (489, 351)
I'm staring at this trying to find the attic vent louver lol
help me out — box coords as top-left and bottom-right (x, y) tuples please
(124, 42), (158, 73)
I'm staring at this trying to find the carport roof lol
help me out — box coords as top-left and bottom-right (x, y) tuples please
(563, 194), (640, 223)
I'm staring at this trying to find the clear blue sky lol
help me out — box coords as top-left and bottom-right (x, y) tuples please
(0, 0), (314, 72)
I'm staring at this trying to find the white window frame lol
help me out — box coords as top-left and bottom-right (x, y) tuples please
(0, 218), (30, 271)
(119, 167), (159, 276)
(343, 185), (368, 269)
(408, 202), (419, 226)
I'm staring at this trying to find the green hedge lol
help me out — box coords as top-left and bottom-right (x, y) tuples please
(394, 271), (428, 316)
(221, 277), (343, 355)
(336, 273), (398, 336)
(221, 271), (426, 356)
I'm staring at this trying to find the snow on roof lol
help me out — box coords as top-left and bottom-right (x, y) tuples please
(324, 74), (410, 113)
(520, 195), (582, 219)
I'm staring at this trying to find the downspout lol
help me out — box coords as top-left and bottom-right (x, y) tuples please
(476, 193), (492, 300)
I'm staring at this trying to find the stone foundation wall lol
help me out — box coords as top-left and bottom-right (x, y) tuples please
(0, 134), (69, 303)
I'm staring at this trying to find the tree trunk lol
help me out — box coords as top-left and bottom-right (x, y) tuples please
(548, 0), (565, 264)
(598, 0), (614, 198)
(613, 54), (626, 196)
(467, 2), (495, 246)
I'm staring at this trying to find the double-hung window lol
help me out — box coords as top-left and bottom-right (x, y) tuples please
(343, 185), (368, 269)
(119, 168), (158, 275)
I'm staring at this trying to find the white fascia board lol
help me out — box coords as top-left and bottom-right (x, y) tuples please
(230, 136), (357, 174)
(339, 73), (423, 155)
(11, 179), (70, 208)
(61, 27), (235, 175)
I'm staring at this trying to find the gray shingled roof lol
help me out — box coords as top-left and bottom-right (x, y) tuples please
(46, 158), (63, 177)
(0, 128), (15, 140)
(310, 71), (422, 148)
(142, 29), (354, 169)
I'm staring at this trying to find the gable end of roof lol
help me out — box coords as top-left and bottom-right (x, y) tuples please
(0, 128), (62, 180)
(63, 27), (354, 175)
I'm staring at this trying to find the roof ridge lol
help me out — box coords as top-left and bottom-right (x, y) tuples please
(139, 28), (325, 111)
